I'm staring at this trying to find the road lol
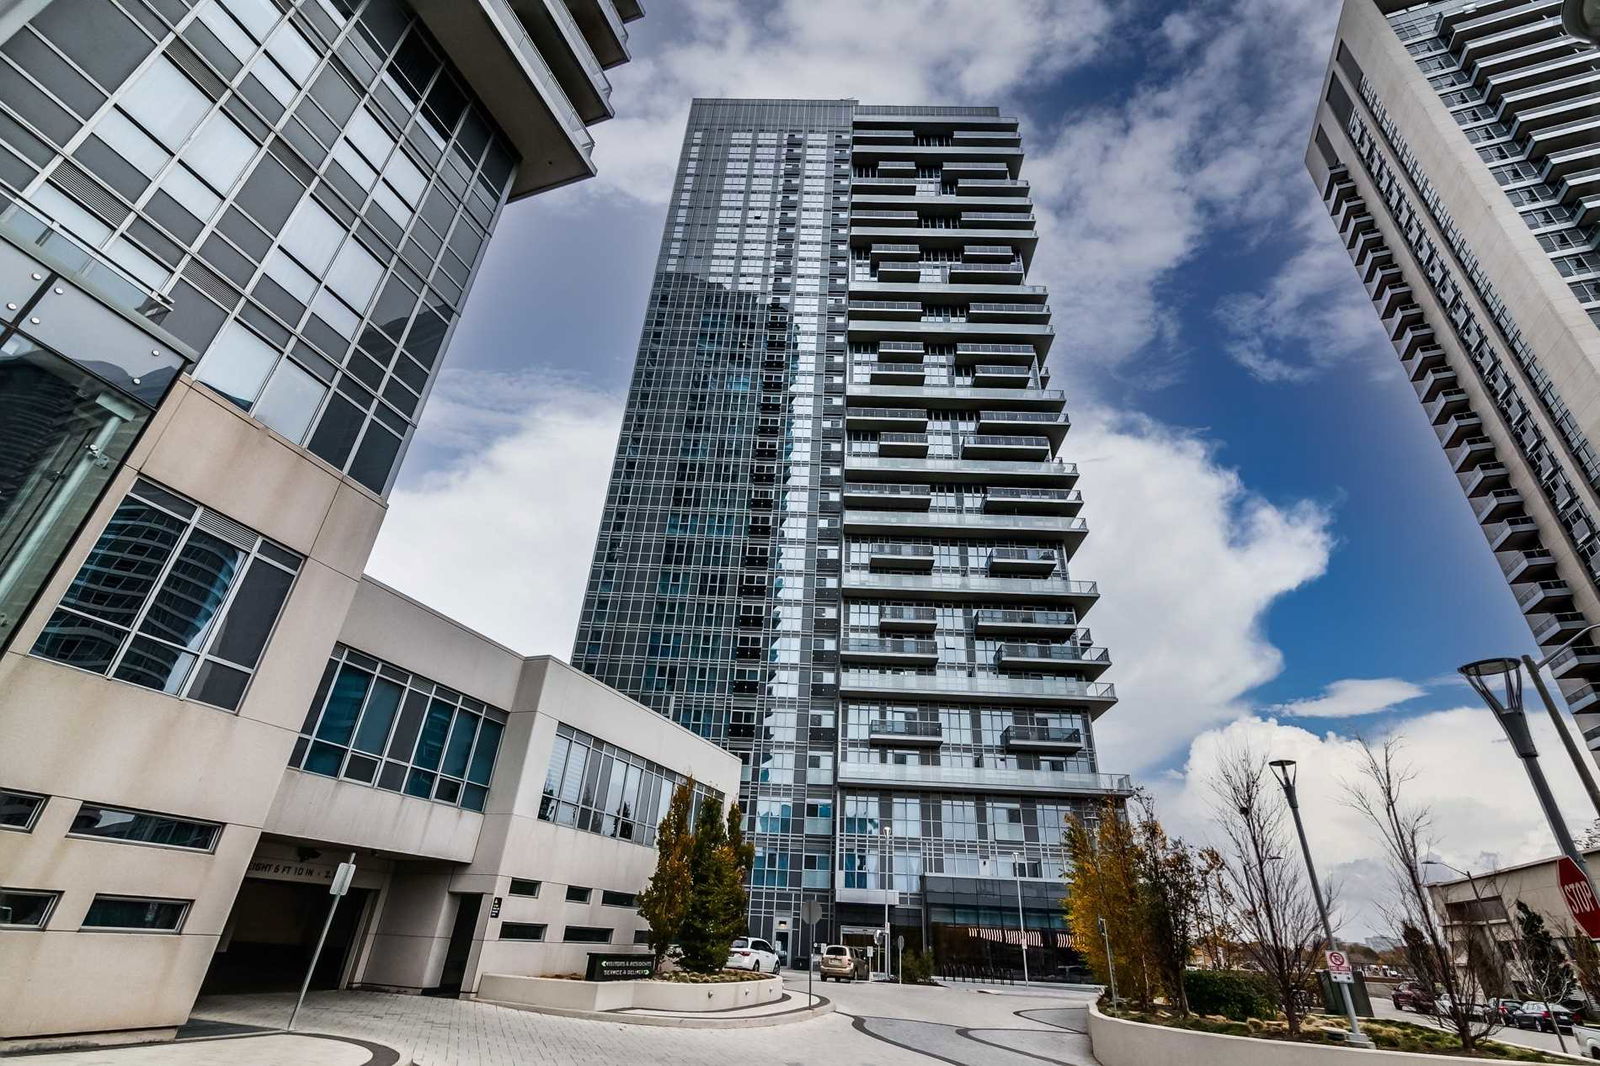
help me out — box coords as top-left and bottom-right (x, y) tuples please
(1371, 998), (1588, 1059)
(158, 975), (1105, 1066)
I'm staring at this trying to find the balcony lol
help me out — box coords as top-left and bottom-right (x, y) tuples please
(969, 302), (1050, 321)
(842, 482), (933, 510)
(977, 410), (1070, 445)
(1002, 724), (1085, 754)
(843, 571), (1099, 607)
(851, 210), (920, 227)
(1424, 389), (1473, 424)
(878, 432), (929, 457)
(988, 547), (1059, 576)
(1447, 436), (1497, 471)
(841, 638), (940, 666)
(1549, 644), (1600, 680)
(835, 760), (1132, 795)
(878, 605), (938, 633)
(843, 509), (1090, 546)
(846, 454), (1077, 487)
(1501, 548), (1558, 583)
(1464, 464), (1513, 496)
(1404, 345), (1450, 380)
(1517, 579), (1574, 612)
(849, 299), (923, 319)
(948, 261), (1025, 283)
(1532, 610), (1588, 646)
(868, 719), (945, 746)
(984, 487), (1083, 515)
(848, 383), (1065, 412)
(869, 243), (922, 261)
(878, 340), (925, 356)
(862, 361), (926, 385)
(955, 342), (1038, 366)
(1488, 515), (1542, 550)
(1474, 488), (1523, 522)
(1436, 414), (1484, 447)
(1415, 368), (1460, 403)
(962, 211), (1035, 228)
(867, 543), (936, 571)
(846, 406), (928, 431)
(964, 244), (1017, 260)
(971, 364), (1036, 388)
(960, 435), (1053, 461)
(974, 608), (1078, 637)
(1570, 684), (1600, 717)
(996, 643), (1111, 677)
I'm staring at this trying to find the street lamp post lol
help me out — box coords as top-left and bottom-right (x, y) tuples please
(880, 824), (893, 982)
(1007, 852), (1030, 985)
(1522, 624), (1600, 821)
(1269, 760), (1374, 1050)
(1460, 658), (1595, 877)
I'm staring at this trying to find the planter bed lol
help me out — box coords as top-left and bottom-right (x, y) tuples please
(476, 972), (784, 1015)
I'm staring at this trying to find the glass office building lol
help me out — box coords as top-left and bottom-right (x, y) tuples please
(574, 98), (1130, 975)
(1308, 1), (1600, 750)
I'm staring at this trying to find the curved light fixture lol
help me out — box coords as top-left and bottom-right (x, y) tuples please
(1565, 0), (1600, 45)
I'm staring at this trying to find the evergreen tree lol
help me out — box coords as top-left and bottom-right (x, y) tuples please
(637, 780), (695, 972)
(679, 794), (742, 972)
(1515, 901), (1574, 1005)
(722, 803), (754, 948)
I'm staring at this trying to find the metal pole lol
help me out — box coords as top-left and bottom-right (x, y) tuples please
(1098, 916), (1118, 1005)
(1276, 771), (1373, 1050)
(881, 826), (891, 982)
(805, 920), (812, 1006)
(1523, 654), (1600, 821)
(1014, 857), (1029, 985)
(287, 852), (354, 1032)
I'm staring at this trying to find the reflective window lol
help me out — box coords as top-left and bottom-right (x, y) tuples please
(292, 643), (506, 812)
(0, 789), (46, 830)
(252, 358), (326, 443)
(537, 723), (721, 848)
(119, 59), (210, 150)
(31, 479), (301, 710)
(80, 894), (188, 931)
(0, 889), (58, 927)
(195, 321), (280, 408)
(561, 926), (611, 943)
(69, 803), (220, 851)
(500, 923), (545, 941)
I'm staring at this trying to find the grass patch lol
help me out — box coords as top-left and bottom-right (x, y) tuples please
(1105, 1005), (1575, 1063)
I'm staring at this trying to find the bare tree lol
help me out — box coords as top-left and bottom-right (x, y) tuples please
(1209, 745), (1327, 1034)
(1347, 739), (1501, 1053)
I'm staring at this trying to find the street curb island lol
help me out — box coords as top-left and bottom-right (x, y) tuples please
(1086, 1002), (1563, 1066)
(472, 974), (834, 1028)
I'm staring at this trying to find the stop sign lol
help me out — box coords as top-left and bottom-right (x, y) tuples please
(1558, 857), (1600, 938)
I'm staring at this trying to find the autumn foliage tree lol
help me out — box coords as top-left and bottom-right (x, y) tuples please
(637, 780), (695, 973)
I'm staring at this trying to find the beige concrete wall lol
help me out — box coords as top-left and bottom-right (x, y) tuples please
(0, 380), (386, 1039)
(1088, 1003), (1515, 1066)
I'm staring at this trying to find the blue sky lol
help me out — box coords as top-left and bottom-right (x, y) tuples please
(364, 0), (1597, 927)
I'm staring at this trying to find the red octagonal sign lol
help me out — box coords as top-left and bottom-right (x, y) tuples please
(1558, 857), (1600, 938)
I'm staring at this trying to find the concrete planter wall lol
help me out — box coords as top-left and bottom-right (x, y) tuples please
(477, 973), (784, 1014)
(1088, 1003), (1524, 1066)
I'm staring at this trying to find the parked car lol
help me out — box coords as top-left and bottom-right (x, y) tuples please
(1392, 982), (1435, 1013)
(1511, 1001), (1576, 1033)
(726, 937), (780, 974)
(1486, 997), (1524, 1024)
(1573, 1022), (1600, 1059)
(1435, 995), (1488, 1021)
(819, 944), (867, 982)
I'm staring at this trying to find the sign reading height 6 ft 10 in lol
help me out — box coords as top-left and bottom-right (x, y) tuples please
(1558, 857), (1600, 938)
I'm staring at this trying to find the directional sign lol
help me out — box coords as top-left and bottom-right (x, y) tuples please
(1558, 857), (1600, 938)
(329, 861), (356, 897)
(1326, 949), (1353, 984)
(800, 900), (822, 925)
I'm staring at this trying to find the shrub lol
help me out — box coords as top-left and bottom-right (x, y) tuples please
(898, 949), (936, 985)
(1183, 969), (1276, 1021)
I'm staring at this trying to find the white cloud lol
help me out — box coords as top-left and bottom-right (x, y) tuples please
(1069, 406), (1334, 774)
(366, 370), (624, 656)
(1150, 712), (1600, 938)
(1274, 677), (1427, 719)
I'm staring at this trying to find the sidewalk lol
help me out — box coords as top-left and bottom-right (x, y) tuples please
(5, 1031), (400, 1066)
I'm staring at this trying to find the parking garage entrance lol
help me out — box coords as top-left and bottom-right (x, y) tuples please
(203, 873), (371, 994)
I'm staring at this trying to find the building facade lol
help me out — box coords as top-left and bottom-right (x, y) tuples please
(572, 98), (1130, 976)
(1307, 1), (1600, 747)
(0, 0), (685, 1045)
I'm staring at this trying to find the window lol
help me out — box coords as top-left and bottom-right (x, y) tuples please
(601, 891), (637, 908)
(0, 790), (46, 831)
(632, 928), (651, 945)
(292, 644), (506, 811)
(562, 926), (611, 943)
(508, 879), (540, 897)
(537, 723), (721, 848)
(69, 803), (220, 851)
(80, 895), (189, 932)
(500, 922), (545, 941)
(31, 480), (301, 710)
(565, 885), (591, 903)
(0, 889), (58, 927)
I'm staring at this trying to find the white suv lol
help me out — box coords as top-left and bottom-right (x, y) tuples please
(727, 936), (780, 973)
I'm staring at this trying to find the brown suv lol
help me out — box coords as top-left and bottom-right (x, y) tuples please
(819, 945), (867, 982)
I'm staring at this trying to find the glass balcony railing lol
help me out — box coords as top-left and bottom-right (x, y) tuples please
(836, 761), (1132, 795)
(1002, 724), (1084, 748)
(868, 719), (944, 740)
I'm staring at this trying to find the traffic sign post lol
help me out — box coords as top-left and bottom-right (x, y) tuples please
(1559, 857), (1600, 937)
(288, 853), (356, 1032)
(799, 900), (822, 1005)
(1326, 949), (1354, 985)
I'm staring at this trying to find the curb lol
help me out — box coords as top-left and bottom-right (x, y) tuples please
(473, 991), (835, 1029)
